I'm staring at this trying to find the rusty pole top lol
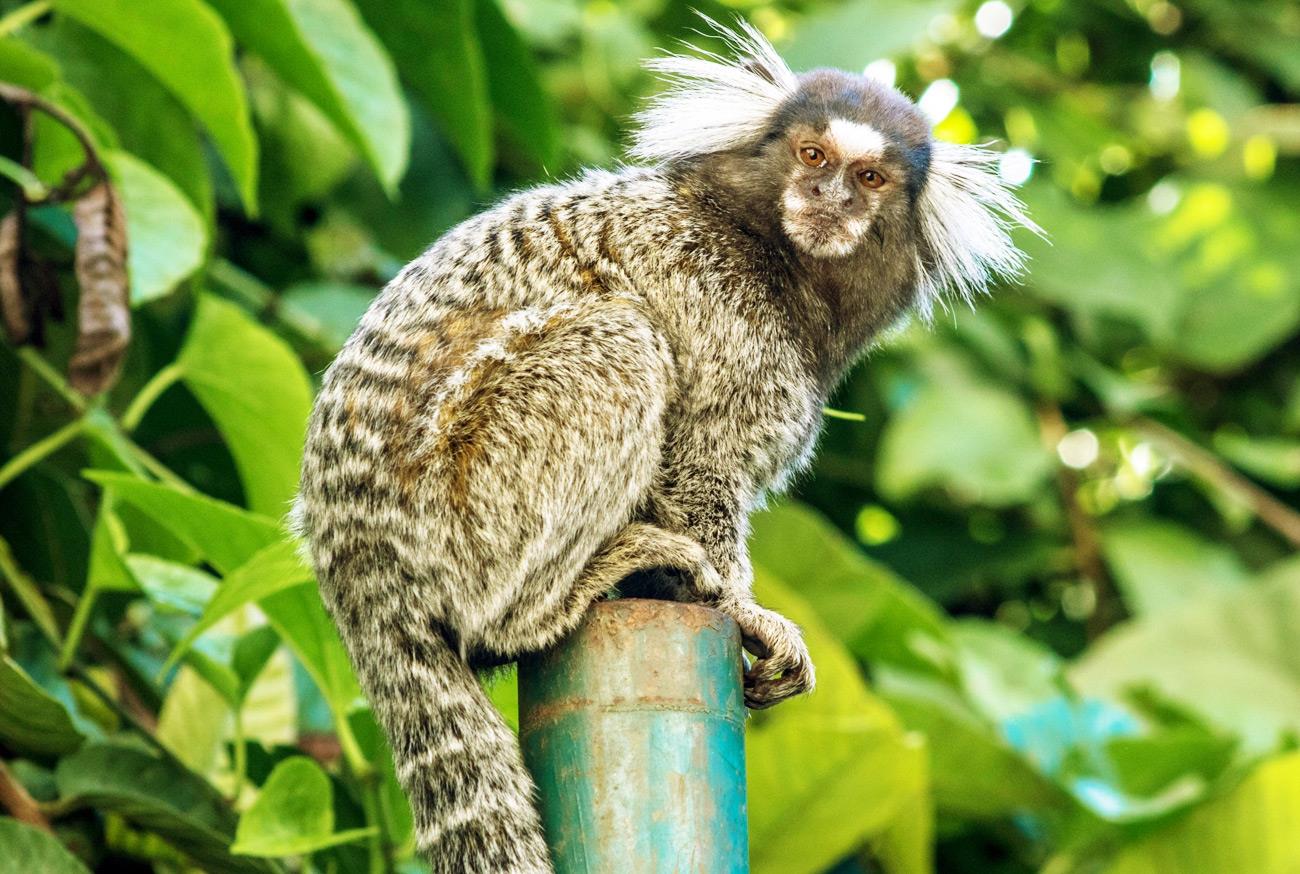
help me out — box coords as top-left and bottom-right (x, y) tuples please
(519, 598), (749, 873)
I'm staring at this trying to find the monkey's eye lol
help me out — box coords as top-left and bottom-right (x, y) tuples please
(798, 146), (827, 168)
(859, 168), (888, 189)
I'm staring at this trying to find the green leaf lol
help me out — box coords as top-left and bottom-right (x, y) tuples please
(475, 0), (561, 169)
(748, 501), (952, 676)
(56, 742), (275, 873)
(28, 19), (213, 216)
(124, 555), (219, 615)
(157, 665), (233, 774)
(0, 654), (86, 756)
(952, 619), (1065, 723)
(205, 0), (409, 192)
(0, 36), (60, 89)
(232, 757), (374, 856)
(876, 667), (1065, 820)
(783, 0), (960, 71)
(0, 819), (91, 874)
(164, 539), (313, 673)
(876, 372), (1052, 506)
(748, 567), (927, 874)
(84, 471), (282, 574)
(353, 0), (493, 187)
(50, 0), (259, 211)
(1071, 561), (1300, 755)
(104, 150), (207, 304)
(261, 585), (362, 728)
(1212, 431), (1300, 488)
(1100, 518), (1249, 617)
(1107, 751), (1300, 874)
(278, 281), (375, 351)
(177, 295), (314, 516)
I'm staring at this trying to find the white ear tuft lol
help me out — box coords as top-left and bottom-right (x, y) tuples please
(914, 141), (1043, 318)
(630, 15), (797, 163)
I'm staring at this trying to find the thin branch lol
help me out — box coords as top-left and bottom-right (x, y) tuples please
(0, 759), (52, 832)
(0, 417), (84, 492)
(1037, 403), (1125, 638)
(14, 346), (88, 412)
(0, 83), (102, 183)
(1132, 417), (1300, 549)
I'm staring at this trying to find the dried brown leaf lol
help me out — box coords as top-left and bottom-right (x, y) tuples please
(71, 181), (131, 394)
(0, 210), (30, 345)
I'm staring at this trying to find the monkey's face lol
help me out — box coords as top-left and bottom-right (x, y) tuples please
(774, 73), (932, 260)
(779, 120), (910, 258)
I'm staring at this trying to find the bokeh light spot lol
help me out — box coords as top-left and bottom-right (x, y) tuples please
(975, 0), (1015, 38)
(1058, 429), (1099, 469)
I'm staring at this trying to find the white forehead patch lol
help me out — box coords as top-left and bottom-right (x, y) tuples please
(828, 119), (886, 158)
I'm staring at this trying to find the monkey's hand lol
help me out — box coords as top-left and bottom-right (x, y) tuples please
(721, 599), (815, 709)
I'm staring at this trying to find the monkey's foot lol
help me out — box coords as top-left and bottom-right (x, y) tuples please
(719, 599), (815, 709)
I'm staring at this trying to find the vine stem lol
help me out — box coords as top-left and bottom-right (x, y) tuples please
(0, 760), (52, 832)
(15, 346), (87, 412)
(0, 1), (50, 38)
(0, 417), (84, 491)
(120, 362), (184, 433)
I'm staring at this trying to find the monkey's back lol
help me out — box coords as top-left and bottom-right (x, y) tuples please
(294, 169), (692, 655)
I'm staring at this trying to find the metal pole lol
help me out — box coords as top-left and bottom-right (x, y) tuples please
(519, 598), (749, 873)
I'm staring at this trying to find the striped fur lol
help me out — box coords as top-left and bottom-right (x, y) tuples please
(293, 20), (1035, 873)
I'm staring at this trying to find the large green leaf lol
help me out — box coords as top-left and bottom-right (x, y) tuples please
(1100, 518), (1249, 617)
(164, 539), (313, 672)
(1107, 751), (1300, 874)
(278, 281), (374, 351)
(102, 150), (207, 304)
(353, 0), (493, 187)
(205, 0), (408, 192)
(876, 371), (1052, 507)
(55, 742), (276, 873)
(28, 18), (213, 216)
(51, 0), (258, 210)
(84, 472), (282, 574)
(0, 819), (91, 874)
(124, 555), (219, 615)
(260, 584), (361, 726)
(748, 501), (952, 676)
(0, 654), (85, 756)
(783, 0), (960, 71)
(475, 0), (560, 169)
(232, 757), (374, 855)
(876, 667), (1065, 820)
(1071, 560), (1300, 755)
(952, 619), (1065, 723)
(177, 295), (314, 516)
(748, 568), (927, 874)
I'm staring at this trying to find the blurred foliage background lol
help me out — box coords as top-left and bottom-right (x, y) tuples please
(0, 0), (1298, 871)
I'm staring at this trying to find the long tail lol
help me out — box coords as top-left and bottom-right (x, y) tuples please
(326, 566), (552, 873)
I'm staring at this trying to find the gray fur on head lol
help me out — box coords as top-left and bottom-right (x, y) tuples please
(632, 16), (1039, 315)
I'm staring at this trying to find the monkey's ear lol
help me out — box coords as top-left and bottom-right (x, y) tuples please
(913, 141), (1043, 318)
(630, 15), (797, 163)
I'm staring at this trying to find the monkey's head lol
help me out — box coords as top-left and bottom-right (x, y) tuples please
(631, 18), (1040, 315)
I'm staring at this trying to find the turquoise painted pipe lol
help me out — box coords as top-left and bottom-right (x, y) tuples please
(519, 598), (749, 873)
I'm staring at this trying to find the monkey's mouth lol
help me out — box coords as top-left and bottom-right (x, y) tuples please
(782, 210), (864, 258)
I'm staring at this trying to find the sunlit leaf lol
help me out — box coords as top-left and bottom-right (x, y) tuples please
(748, 568), (927, 874)
(177, 295), (313, 516)
(0, 819), (91, 874)
(1100, 518), (1249, 617)
(232, 757), (374, 856)
(1107, 751), (1300, 874)
(749, 501), (952, 676)
(205, 0), (408, 192)
(84, 471), (282, 574)
(353, 0), (493, 187)
(51, 0), (259, 210)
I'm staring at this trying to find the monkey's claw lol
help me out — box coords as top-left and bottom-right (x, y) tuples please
(723, 601), (815, 709)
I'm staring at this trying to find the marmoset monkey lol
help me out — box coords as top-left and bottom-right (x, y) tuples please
(293, 18), (1036, 874)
